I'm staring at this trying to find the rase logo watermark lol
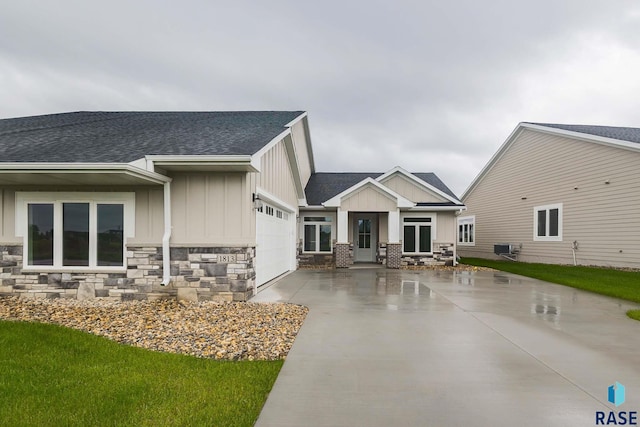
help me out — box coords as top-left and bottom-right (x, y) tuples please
(596, 382), (637, 425)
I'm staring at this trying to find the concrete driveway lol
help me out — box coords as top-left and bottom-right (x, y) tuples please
(252, 268), (640, 427)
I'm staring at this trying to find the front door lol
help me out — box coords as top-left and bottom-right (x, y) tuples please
(353, 214), (377, 262)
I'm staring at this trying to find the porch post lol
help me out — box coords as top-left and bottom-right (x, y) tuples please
(336, 208), (351, 268)
(388, 209), (400, 243)
(387, 209), (402, 269)
(337, 208), (348, 243)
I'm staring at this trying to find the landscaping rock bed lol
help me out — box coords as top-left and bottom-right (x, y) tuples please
(0, 297), (308, 361)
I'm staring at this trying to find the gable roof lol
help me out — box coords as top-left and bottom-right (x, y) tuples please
(304, 172), (461, 206)
(462, 122), (640, 200)
(526, 123), (640, 145)
(0, 111), (305, 163)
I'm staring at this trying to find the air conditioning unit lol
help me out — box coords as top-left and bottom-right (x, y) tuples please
(494, 244), (520, 261)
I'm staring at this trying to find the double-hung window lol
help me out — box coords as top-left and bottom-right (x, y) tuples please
(18, 192), (134, 270)
(403, 217), (433, 254)
(458, 216), (475, 246)
(303, 216), (333, 253)
(533, 203), (562, 242)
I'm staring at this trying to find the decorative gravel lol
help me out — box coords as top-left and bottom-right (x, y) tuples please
(0, 297), (308, 361)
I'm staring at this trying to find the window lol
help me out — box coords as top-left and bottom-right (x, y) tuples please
(18, 192), (133, 270)
(534, 203), (562, 242)
(458, 216), (475, 246)
(303, 216), (333, 253)
(402, 217), (432, 254)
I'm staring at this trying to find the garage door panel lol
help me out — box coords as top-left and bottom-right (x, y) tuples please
(256, 204), (293, 287)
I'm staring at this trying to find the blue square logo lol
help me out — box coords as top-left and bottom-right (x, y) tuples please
(608, 382), (626, 407)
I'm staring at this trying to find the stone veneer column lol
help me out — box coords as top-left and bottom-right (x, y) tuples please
(335, 243), (351, 268)
(386, 243), (402, 269)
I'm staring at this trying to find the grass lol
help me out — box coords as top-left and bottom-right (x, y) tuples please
(0, 320), (283, 427)
(461, 258), (640, 321)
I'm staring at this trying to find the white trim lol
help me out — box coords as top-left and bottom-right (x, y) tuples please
(255, 187), (296, 214)
(322, 178), (414, 208)
(144, 155), (258, 172)
(300, 213), (335, 254)
(388, 209), (400, 243)
(337, 209), (348, 243)
(17, 192), (135, 271)
(376, 166), (462, 205)
(16, 192), (135, 238)
(408, 205), (467, 212)
(161, 182), (172, 286)
(457, 215), (475, 246)
(0, 163), (170, 185)
(400, 212), (436, 254)
(533, 203), (563, 242)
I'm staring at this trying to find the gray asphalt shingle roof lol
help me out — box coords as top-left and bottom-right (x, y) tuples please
(0, 111), (304, 163)
(304, 172), (461, 205)
(528, 123), (640, 144)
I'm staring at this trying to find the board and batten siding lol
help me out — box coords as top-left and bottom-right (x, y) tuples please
(341, 186), (398, 212)
(435, 213), (456, 244)
(129, 188), (164, 245)
(252, 138), (299, 210)
(382, 175), (447, 203)
(0, 189), (18, 243)
(460, 128), (640, 268)
(171, 173), (254, 246)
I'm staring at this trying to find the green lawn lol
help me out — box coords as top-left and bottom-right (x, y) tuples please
(462, 258), (640, 320)
(0, 321), (282, 427)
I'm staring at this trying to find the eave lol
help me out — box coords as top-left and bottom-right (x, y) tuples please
(0, 163), (170, 186)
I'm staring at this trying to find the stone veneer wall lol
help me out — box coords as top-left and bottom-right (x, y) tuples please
(0, 245), (255, 302)
(297, 241), (336, 269)
(400, 242), (455, 267)
(335, 243), (354, 268)
(386, 243), (402, 269)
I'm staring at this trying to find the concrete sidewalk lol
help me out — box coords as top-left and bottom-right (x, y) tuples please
(252, 269), (640, 427)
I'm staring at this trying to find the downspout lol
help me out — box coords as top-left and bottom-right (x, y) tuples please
(161, 180), (172, 286)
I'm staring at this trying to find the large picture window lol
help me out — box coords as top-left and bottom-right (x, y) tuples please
(458, 216), (475, 246)
(402, 217), (432, 254)
(303, 216), (333, 253)
(534, 203), (562, 242)
(19, 192), (133, 270)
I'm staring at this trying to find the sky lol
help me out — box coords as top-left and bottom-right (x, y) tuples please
(2, 1), (640, 196)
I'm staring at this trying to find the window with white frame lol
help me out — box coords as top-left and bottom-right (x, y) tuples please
(458, 216), (475, 246)
(402, 217), (433, 254)
(17, 192), (134, 270)
(303, 216), (333, 253)
(533, 203), (562, 242)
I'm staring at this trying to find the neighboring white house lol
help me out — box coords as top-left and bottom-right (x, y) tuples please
(458, 122), (640, 269)
(0, 111), (464, 302)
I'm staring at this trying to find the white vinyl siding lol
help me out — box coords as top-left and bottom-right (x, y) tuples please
(460, 128), (640, 267)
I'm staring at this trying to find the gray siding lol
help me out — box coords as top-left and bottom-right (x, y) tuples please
(460, 128), (640, 268)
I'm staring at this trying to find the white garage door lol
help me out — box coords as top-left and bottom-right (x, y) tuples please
(256, 203), (294, 287)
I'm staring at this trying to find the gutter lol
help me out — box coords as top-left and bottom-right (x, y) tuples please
(161, 180), (172, 286)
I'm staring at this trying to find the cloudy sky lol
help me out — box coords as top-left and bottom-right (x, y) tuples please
(2, 1), (640, 195)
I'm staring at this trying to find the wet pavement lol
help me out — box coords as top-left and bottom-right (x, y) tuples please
(252, 269), (640, 427)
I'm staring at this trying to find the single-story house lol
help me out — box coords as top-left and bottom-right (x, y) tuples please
(458, 122), (640, 268)
(0, 111), (464, 301)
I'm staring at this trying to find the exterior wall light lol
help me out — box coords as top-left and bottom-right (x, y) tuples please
(252, 193), (263, 210)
